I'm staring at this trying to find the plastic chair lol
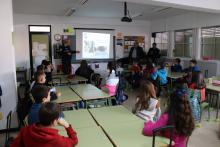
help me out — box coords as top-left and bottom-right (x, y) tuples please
(152, 125), (174, 147)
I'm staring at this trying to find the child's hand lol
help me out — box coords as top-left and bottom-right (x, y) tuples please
(58, 118), (70, 128)
(57, 92), (61, 97)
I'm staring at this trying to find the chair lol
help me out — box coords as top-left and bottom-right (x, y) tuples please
(152, 125), (174, 147)
(5, 111), (14, 147)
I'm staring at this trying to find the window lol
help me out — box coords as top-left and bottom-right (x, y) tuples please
(201, 26), (220, 60)
(174, 29), (193, 57)
(151, 32), (168, 56)
(29, 26), (51, 32)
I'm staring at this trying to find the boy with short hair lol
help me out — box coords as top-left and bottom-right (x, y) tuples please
(189, 59), (200, 72)
(29, 85), (64, 124)
(12, 102), (78, 147)
(171, 58), (182, 72)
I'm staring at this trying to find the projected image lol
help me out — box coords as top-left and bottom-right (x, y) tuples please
(82, 32), (110, 59)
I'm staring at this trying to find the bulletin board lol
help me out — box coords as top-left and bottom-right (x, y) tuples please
(124, 36), (145, 53)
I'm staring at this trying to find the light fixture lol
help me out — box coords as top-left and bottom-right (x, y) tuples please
(64, 8), (76, 16)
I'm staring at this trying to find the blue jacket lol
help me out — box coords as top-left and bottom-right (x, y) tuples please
(151, 68), (168, 85)
(192, 66), (200, 72)
(171, 65), (182, 72)
(28, 103), (64, 125)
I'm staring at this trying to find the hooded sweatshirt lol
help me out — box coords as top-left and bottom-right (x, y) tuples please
(11, 124), (78, 147)
(151, 68), (168, 85)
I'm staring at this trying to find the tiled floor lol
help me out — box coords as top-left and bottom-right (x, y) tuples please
(0, 89), (220, 147)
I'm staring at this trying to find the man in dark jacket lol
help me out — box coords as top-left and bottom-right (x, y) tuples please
(147, 43), (160, 64)
(129, 41), (145, 63)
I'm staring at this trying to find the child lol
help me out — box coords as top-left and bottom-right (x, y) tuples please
(131, 60), (142, 88)
(171, 58), (182, 72)
(43, 60), (54, 85)
(29, 85), (64, 124)
(151, 63), (168, 86)
(188, 71), (205, 89)
(143, 86), (195, 147)
(132, 80), (160, 122)
(75, 60), (94, 82)
(103, 62), (119, 96)
(189, 59), (200, 72)
(32, 71), (60, 101)
(12, 102), (78, 147)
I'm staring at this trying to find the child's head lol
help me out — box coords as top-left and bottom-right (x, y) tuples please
(37, 65), (44, 73)
(39, 102), (60, 126)
(168, 86), (195, 136)
(175, 58), (181, 64)
(80, 60), (88, 68)
(138, 80), (156, 110)
(36, 71), (46, 84)
(190, 59), (197, 67)
(31, 85), (50, 103)
(107, 61), (115, 74)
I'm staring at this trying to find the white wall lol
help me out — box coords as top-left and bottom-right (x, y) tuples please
(0, 0), (18, 130)
(152, 12), (220, 76)
(13, 14), (151, 73)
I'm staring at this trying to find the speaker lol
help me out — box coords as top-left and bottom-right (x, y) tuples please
(152, 33), (156, 38)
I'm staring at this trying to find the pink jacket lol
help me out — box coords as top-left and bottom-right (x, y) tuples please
(143, 113), (188, 147)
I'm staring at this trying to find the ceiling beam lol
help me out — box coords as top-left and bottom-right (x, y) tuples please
(114, 0), (220, 13)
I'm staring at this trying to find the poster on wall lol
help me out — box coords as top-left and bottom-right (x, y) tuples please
(124, 36), (145, 53)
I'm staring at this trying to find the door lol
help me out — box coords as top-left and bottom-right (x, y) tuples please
(29, 25), (52, 77)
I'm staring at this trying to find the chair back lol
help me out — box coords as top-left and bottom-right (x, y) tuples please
(5, 111), (13, 147)
(152, 125), (174, 147)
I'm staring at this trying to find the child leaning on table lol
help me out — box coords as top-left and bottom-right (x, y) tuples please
(132, 80), (161, 122)
(11, 102), (78, 147)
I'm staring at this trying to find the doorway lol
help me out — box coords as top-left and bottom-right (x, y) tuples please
(29, 25), (52, 77)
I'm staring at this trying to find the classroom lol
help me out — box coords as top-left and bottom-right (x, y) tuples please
(1, 0), (220, 147)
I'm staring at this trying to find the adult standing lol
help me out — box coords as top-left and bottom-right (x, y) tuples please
(147, 43), (161, 64)
(129, 41), (145, 63)
(62, 40), (79, 74)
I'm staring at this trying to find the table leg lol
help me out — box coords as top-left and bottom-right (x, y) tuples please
(216, 93), (220, 121)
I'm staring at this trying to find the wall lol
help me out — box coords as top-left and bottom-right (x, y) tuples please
(151, 12), (220, 76)
(0, 0), (18, 130)
(13, 14), (151, 74)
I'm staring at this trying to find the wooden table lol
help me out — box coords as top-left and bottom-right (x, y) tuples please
(56, 109), (97, 131)
(59, 126), (113, 147)
(50, 75), (69, 85)
(205, 83), (220, 121)
(102, 121), (171, 147)
(68, 75), (88, 84)
(71, 84), (111, 107)
(54, 86), (81, 104)
(89, 106), (143, 127)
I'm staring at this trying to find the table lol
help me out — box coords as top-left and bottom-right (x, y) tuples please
(59, 126), (113, 147)
(89, 106), (143, 127)
(56, 109), (97, 131)
(102, 121), (171, 147)
(54, 86), (81, 104)
(168, 72), (186, 88)
(205, 83), (220, 121)
(71, 84), (111, 107)
(68, 75), (88, 84)
(51, 75), (69, 85)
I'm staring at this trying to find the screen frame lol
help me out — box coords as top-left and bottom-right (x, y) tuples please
(73, 28), (116, 63)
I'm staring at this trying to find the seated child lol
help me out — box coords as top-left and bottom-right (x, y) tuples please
(186, 59), (200, 72)
(132, 80), (160, 122)
(12, 102), (78, 147)
(188, 71), (205, 89)
(151, 63), (168, 86)
(43, 60), (54, 85)
(29, 85), (64, 124)
(143, 86), (195, 147)
(75, 60), (94, 82)
(131, 60), (142, 88)
(103, 62), (119, 96)
(171, 58), (182, 72)
(32, 71), (60, 101)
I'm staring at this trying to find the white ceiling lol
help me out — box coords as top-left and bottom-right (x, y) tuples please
(12, 0), (198, 20)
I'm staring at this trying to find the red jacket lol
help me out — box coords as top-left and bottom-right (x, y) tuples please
(11, 124), (78, 147)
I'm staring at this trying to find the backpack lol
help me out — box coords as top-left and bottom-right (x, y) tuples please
(188, 89), (201, 122)
(115, 73), (128, 105)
